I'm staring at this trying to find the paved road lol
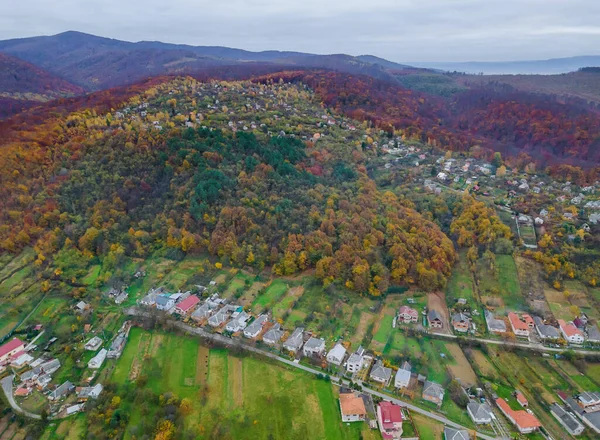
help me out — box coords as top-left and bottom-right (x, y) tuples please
(0, 375), (42, 420)
(427, 331), (599, 355)
(129, 308), (500, 439)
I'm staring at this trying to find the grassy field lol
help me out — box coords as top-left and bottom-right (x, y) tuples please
(411, 413), (444, 439)
(114, 328), (368, 440)
(252, 279), (289, 311)
(478, 254), (524, 312)
(446, 250), (476, 304)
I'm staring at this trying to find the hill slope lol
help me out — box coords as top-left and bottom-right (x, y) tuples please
(0, 76), (455, 294)
(0, 52), (83, 96)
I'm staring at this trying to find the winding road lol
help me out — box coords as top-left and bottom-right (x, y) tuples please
(0, 375), (42, 420)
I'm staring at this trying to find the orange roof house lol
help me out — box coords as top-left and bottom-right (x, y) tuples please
(339, 393), (367, 422)
(496, 398), (541, 434)
(515, 390), (528, 407)
(508, 313), (530, 337)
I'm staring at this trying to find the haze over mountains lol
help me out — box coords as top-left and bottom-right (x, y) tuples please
(0, 31), (598, 93)
(410, 56), (600, 75)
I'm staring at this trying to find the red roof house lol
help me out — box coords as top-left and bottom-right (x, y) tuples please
(0, 338), (25, 363)
(496, 398), (541, 434)
(14, 387), (31, 397)
(377, 401), (403, 440)
(522, 314), (535, 328)
(398, 306), (418, 323)
(515, 390), (528, 407)
(508, 313), (530, 337)
(175, 295), (200, 315)
(558, 319), (585, 344)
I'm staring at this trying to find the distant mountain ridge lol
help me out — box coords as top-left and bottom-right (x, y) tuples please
(0, 31), (407, 91)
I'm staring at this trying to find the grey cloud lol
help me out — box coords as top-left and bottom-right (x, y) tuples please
(0, 0), (598, 61)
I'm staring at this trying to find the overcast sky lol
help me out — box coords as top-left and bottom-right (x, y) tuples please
(1, 0), (599, 62)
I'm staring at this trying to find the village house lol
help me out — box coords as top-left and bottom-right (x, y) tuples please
(496, 398), (541, 434)
(174, 295), (200, 315)
(107, 333), (127, 359)
(562, 391), (600, 434)
(423, 381), (445, 406)
(243, 314), (268, 339)
(394, 362), (411, 389)
(48, 381), (74, 401)
(283, 327), (304, 353)
(377, 401), (403, 440)
(88, 349), (107, 369)
(550, 403), (585, 435)
(515, 390), (528, 407)
(587, 326), (600, 343)
(485, 311), (506, 333)
(508, 312), (530, 337)
(346, 346), (366, 374)
(428, 310), (443, 329)
(0, 338), (26, 364)
(139, 288), (161, 307)
(36, 374), (52, 389)
(66, 404), (84, 416)
(398, 306), (418, 324)
(40, 358), (60, 375)
(577, 391), (600, 408)
(370, 360), (392, 386)
(74, 301), (91, 314)
(11, 352), (33, 368)
(225, 311), (250, 333)
(467, 402), (493, 424)
(192, 303), (214, 322)
(339, 392), (367, 422)
(326, 343), (347, 366)
(451, 313), (470, 333)
(77, 383), (103, 402)
(155, 294), (175, 311)
(533, 316), (560, 340)
(262, 323), (284, 345)
(84, 336), (103, 351)
(444, 427), (470, 440)
(303, 337), (326, 358)
(208, 306), (233, 327)
(558, 320), (585, 344)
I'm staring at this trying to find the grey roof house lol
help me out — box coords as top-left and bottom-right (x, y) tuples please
(48, 381), (74, 401)
(533, 316), (560, 339)
(444, 427), (470, 440)
(370, 360), (392, 386)
(262, 323), (284, 345)
(303, 337), (326, 358)
(485, 311), (506, 333)
(423, 381), (445, 405)
(467, 402), (493, 424)
(550, 403), (584, 435)
(283, 327), (304, 353)
(225, 311), (250, 333)
(243, 314), (268, 339)
(428, 310), (443, 328)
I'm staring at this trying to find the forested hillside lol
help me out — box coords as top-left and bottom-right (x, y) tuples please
(0, 77), (456, 295)
(261, 71), (600, 169)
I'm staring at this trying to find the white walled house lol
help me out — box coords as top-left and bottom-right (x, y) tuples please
(326, 343), (347, 366)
